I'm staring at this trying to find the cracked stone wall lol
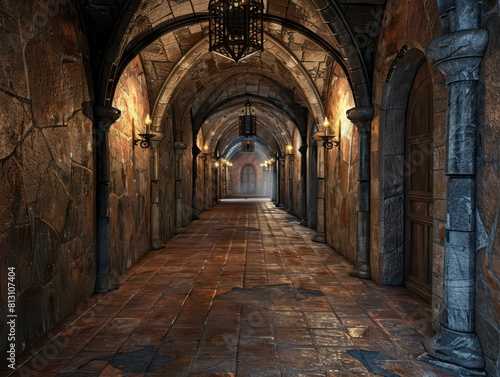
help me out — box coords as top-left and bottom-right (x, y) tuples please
(324, 66), (357, 263)
(475, 2), (500, 375)
(0, 0), (95, 361)
(110, 56), (151, 275)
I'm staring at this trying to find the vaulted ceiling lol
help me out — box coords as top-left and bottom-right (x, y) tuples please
(77, 0), (386, 160)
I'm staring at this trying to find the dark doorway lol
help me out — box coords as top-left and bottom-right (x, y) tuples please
(240, 164), (257, 194)
(404, 61), (434, 301)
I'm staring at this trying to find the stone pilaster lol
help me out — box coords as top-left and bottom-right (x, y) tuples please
(423, 17), (489, 370)
(93, 105), (121, 293)
(150, 132), (164, 250)
(312, 132), (326, 243)
(202, 155), (211, 211)
(174, 142), (188, 232)
(277, 157), (286, 208)
(347, 107), (374, 279)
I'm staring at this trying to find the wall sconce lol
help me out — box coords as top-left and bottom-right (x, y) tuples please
(200, 145), (209, 161)
(320, 117), (340, 150)
(134, 114), (156, 149)
(214, 161), (220, 168)
(286, 145), (295, 161)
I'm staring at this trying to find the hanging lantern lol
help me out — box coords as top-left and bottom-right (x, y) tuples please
(239, 99), (257, 137)
(208, 0), (264, 63)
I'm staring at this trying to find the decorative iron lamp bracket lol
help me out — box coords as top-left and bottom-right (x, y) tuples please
(321, 117), (340, 150)
(134, 133), (156, 149)
(134, 114), (156, 149)
(320, 135), (339, 150)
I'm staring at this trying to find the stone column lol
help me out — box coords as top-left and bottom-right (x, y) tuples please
(423, 3), (488, 369)
(150, 133), (164, 249)
(299, 143), (308, 225)
(93, 105), (120, 293)
(347, 107), (374, 279)
(202, 155), (211, 211)
(277, 157), (285, 208)
(312, 132), (326, 243)
(287, 154), (294, 214)
(174, 142), (188, 232)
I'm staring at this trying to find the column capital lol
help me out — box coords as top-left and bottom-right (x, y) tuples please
(93, 105), (121, 132)
(175, 142), (188, 151)
(426, 29), (489, 84)
(346, 107), (373, 132)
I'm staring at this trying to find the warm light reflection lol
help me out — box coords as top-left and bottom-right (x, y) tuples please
(287, 145), (293, 153)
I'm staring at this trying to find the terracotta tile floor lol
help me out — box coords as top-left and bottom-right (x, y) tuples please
(4, 200), (458, 376)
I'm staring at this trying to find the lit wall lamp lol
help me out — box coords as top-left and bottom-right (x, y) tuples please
(320, 117), (340, 150)
(286, 145), (295, 161)
(200, 145), (209, 161)
(134, 114), (156, 149)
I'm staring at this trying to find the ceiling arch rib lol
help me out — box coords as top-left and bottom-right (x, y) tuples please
(203, 102), (292, 157)
(224, 138), (275, 162)
(151, 32), (326, 130)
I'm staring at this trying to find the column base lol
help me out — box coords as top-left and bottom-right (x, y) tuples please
(151, 239), (164, 250)
(423, 326), (485, 370)
(299, 218), (308, 227)
(95, 273), (118, 294)
(312, 232), (326, 243)
(348, 262), (371, 279)
(418, 353), (485, 376)
(174, 227), (186, 234)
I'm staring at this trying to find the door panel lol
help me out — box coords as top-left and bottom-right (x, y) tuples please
(241, 164), (256, 194)
(404, 62), (434, 301)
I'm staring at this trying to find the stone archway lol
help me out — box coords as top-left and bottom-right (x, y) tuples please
(378, 48), (434, 286)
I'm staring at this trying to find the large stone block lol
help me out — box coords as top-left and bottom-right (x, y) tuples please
(0, 157), (29, 234)
(0, 96), (30, 160)
(34, 218), (61, 286)
(382, 194), (404, 251)
(37, 168), (70, 234)
(446, 178), (475, 232)
(382, 155), (404, 199)
(25, 41), (64, 126)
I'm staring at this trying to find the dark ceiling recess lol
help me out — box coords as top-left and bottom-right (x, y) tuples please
(208, 0), (264, 62)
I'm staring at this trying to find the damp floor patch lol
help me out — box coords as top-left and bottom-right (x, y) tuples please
(216, 284), (324, 306)
(79, 346), (171, 373)
(346, 350), (399, 377)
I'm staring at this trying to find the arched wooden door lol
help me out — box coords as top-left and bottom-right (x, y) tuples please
(404, 61), (434, 301)
(240, 164), (256, 194)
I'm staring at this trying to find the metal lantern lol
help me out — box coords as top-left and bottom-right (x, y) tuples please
(239, 99), (257, 137)
(209, 0), (264, 63)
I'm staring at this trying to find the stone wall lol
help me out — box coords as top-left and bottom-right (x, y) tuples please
(475, 2), (500, 375)
(324, 66), (357, 263)
(0, 0), (95, 361)
(110, 57), (151, 275)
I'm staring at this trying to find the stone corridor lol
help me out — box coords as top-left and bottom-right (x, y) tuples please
(3, 200), (458, 376)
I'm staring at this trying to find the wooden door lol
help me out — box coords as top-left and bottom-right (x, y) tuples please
(240, 164), (256, 194)
(404, 62), (434, 301)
